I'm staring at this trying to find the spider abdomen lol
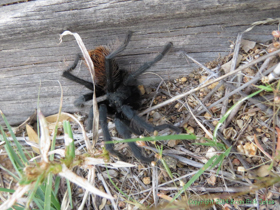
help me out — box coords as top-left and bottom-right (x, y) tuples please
(88, 46), (120, 89)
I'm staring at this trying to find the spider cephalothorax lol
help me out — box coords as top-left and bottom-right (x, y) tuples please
(62, 31), (180, 163)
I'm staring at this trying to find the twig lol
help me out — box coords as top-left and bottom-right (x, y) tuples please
(152, 166), (159, 206)
(140, 48), (280, 116)
(222, 57), (274, 130)
(221, 33), (243, 119)
(182, 52), (218, 77)
(196, 65), (275, 116)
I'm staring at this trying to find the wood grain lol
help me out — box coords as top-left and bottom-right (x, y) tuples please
(0, 0), (279, 125)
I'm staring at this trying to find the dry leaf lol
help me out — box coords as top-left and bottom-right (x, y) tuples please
(206, 147), (216, 159)
(138, 85), (145, 95)
(221, 54), (242, 73)
(186, 126), (194, 134)
(223, 127), (237, 140)
(167, 139), (180, 147)
(241, 39), (256, 52)
(206, 174), (216, 186)
(45, 113), (72, 123)
(204, 112), (211, 120)
(143, 177), (151, 185)
(232, 158), (240, 166)
(199, 75), (207, 84)
(243, 142), (257, 156)
(208, 81), (219, 89)
(236, 120), (244, 129)
(181, 77), (187, 82)
(26, 124), (40, 154)
(256, 165), (271, 177)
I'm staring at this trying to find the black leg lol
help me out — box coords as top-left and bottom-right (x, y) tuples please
(62, 54), (94, 91)
(124, 42), (173, 85)
(121, 105), (181, 133)
(105, 31), (133, 92)
(99, 104), (126, 161)
(86, 105), (94, 131)
(115, 117), (153, 163)
(115, 113), (143, 135)
(73, 92), (93, 108)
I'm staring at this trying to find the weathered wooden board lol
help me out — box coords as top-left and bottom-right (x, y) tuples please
(0, 0), (279, 125)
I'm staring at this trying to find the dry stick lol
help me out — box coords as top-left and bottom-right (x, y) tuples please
(183, 52), (217, 76)
(152, 166), (159, 206)
(222, 57), (274, 130)
(221, 33), (243, 118)
(235, 118), (252, 142)
(140, 48), (280, 116)
(196, 65), (275, 116)
(181, 81), (225, 125)
(192, 93), (212, 116)
(153, 186), (250, 193)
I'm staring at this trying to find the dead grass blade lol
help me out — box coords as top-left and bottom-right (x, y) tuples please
(60, 31), (98, 153)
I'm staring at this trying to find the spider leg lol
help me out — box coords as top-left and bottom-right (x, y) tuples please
(105, 31), (133, 92)
(73, 92), (93, 108)
(62, 54), (94, 91)
(99, 104), (126, 161)
(86, 105), (94, 131)
(124, 42), (173, 85)
(115, 117), (153, 163)
(121, 105), (181, 133)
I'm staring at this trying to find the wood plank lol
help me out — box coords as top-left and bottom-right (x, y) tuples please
(0, 0), (279, 125)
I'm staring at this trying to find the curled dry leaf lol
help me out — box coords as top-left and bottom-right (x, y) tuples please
(223, 127), (237, 140)
(45, 113), (73, 134)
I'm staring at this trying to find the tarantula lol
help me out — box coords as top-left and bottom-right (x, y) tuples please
(62, 31), (180, 163)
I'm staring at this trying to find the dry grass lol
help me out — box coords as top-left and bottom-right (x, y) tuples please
(2, 20), (280, 210)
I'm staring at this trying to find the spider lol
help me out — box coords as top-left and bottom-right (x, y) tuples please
(62, 31), (180, 163)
